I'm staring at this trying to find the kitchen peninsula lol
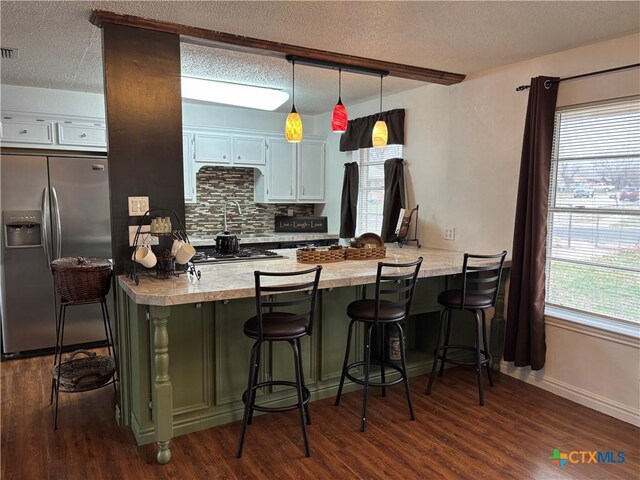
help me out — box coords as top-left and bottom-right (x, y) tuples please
(117, 245), (510, 464)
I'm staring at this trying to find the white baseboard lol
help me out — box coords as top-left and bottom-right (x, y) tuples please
(500, 361), (640, 427)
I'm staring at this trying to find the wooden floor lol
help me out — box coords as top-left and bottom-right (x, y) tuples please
(1, 353), (638, 480)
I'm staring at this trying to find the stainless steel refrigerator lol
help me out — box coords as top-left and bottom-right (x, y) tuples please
(0, 154), (112, 356)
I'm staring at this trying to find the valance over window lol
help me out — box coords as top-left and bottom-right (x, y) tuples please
(340, 108), (405, 152)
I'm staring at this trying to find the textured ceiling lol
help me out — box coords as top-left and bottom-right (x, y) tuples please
(1, 1), (639, 114)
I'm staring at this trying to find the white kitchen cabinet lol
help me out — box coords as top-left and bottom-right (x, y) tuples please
(183, 133), (196, 203)
(192, 130), (266, 167)
(194, 133), (231, 164)
(254, 137), (326, 204)
(57, 121), (107, 148)
(297, 141), (325, 202)
(0, 112), (106, 151)
(233, 136), (266, 166)
(266, 139), (297, 201)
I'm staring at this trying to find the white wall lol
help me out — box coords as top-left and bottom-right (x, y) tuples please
(317, 32), (640, 425)
(1, 84), (106, 118)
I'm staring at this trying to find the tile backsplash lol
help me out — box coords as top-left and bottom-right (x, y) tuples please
(185, 166), (313, 236)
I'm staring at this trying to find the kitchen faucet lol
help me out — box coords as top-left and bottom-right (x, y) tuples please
(223, 200), (242, 232)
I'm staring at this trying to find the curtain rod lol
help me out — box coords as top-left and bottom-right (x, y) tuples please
(515, 63), (640, 92)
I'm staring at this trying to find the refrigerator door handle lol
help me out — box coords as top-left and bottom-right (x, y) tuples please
(51, 187), (62, 260)
(41, 187), (53, 269)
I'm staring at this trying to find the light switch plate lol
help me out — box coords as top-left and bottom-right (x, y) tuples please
(128, 196), (149, 216)
(129, 225), (159, 247)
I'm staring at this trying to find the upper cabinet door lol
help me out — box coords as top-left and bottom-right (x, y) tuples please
(57, 122), (106, 148)
(194, 133), (230, 164)
(233, 136), (266, 166)
(297, 141), (325, 202)
(267, 139), (296, 201)
(1, 118), (53, 144)
(183, 133), (196, 203)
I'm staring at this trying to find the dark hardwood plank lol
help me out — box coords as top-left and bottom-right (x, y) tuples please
(2, 354), (638, 480)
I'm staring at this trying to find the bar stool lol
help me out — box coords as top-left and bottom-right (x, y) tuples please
(335, 257), (423, 432)
(236, 265), (322, 458)
(426, 251), (507, 406)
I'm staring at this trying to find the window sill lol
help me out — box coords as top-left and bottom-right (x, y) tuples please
(544, 305), (640, 342)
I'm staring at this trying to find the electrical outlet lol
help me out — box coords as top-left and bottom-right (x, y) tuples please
(128, 225), (159, 247)
(443, 226), (456, 241)
(128, 196), (149, 216)
(287, 208), (294, 216)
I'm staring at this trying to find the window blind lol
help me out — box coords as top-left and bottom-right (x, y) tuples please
(353, 144), (403, 236)
(546, 97), (640, 326)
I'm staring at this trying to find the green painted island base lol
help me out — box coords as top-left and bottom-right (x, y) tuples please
(116, 276), (509, 464)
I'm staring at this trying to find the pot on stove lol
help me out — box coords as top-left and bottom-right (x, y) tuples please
(216, 232), (239, 255)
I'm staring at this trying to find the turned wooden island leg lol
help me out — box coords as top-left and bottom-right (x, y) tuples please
(149, 305), (173, 464)
(490, 268), (510, 372)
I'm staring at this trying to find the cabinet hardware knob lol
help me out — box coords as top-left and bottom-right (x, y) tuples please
(223, 299), (229, 304)
(195, 303), (202, 309)
(80, 133), (87, 138)
(266, 188), (269, 194)
(223, 155), (227, 159)
(237, 156), (241, 160)
(20, 129), (27, 134)
(290, 186), (293, 195)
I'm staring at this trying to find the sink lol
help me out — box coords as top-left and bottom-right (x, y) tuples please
(238, 233), (269, 238)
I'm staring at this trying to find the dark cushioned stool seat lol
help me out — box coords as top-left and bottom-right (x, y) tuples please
(347, 299), (406, 322)
(437, 290), (493, 309)
(244, 312), (309, 338)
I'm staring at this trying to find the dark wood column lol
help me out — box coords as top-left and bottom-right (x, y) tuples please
(101, 23), (184, 273)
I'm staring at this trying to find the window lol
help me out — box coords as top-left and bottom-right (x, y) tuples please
(353, 144), (403, 236)
(545, 97), (640, 334)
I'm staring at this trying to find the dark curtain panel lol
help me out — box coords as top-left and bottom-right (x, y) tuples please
(504, 76), (559, 370)
(381, 158), (406, 242)
(340, 162), (359, 238)
(340, 109), (405, 152)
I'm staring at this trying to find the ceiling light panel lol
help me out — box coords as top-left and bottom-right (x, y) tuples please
(181, 77), (289, 111)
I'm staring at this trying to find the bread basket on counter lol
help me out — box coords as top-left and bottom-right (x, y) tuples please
(297, 246), (345, 264)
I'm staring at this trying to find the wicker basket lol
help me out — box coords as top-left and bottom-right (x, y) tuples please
(345, 246), (387, 260)
(52, 350), (116, 392)
(51, 257), (112, 302)
(297, 247), (346, 264)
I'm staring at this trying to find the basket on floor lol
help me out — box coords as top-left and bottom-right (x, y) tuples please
(51, 257), (112, 302)
(52, 350), (116, 392)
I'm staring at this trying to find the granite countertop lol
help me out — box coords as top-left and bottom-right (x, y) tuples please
(119, 245), (485, 307)
(189, 232), (340, 247)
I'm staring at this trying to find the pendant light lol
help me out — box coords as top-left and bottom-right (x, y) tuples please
(285, 60), (303, 143)
(372, 74), (388, 147)
(331, 68), (348, 133)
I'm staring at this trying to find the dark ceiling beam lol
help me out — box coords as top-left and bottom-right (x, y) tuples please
(90, 10), (466, 85)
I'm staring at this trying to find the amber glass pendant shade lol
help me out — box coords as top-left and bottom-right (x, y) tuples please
(285, 106), (303, 143)
(331, 99), (348, 133)
(285, 60), (303, 143)
(372, 120), (388, 147)
(372, 74), (388, 147)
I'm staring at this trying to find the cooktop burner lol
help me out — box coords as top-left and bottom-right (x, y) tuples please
(192, 247), (284, 264)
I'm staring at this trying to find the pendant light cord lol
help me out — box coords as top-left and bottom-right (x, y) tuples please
(379, 74), (383, 117)
(338, 68), (342, 99)
(292, 60), (296, 106)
